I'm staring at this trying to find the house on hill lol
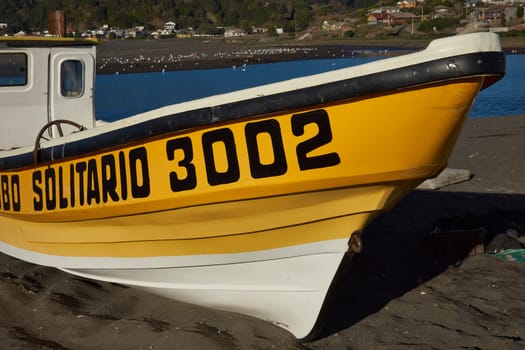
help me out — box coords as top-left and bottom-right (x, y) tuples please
(397, 0), (417, 9)
(368, 7), (402, 25)
(163, 21), (176, 32)
(224, 28), (247, 37)
(480, 5), (506, 25)
(389, 12), (417, 25)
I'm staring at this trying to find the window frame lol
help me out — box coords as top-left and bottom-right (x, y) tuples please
(60, 59), (85, 98)
(0, 52), (28, 87)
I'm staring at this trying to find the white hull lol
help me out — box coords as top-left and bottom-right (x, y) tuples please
(0, 238), (350, 339)
(63, 246), (347, 339)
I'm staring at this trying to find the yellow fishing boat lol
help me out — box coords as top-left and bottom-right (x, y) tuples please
(0, 33), (505, 339)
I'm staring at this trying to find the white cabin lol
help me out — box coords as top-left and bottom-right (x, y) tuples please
(0, 37), (97, 150)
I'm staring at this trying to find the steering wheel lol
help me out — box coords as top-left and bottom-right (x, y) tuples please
(33, 119), (86, 164)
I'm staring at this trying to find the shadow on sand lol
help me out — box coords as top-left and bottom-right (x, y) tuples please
(312, 189), (525, 340)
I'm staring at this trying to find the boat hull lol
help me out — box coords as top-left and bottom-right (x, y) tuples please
(0, 78), (481, 225)
(61, 242), (349, 339)
(0, 32), (506, 338)
(0, 78), (484, 337)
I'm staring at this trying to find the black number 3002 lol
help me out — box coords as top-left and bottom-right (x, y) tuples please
(166, 109), (341, 192)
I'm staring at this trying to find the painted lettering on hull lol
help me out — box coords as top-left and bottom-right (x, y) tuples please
(167, 109), (340, 192)
(0, 109), (341, 214)
(0, 174), (21, 212)
(32, 147), (150, 211)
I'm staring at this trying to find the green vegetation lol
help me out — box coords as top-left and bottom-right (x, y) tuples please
(0, 0), (523, 38)
(419, 17), (460, 32)
(0, 0), (350, 34)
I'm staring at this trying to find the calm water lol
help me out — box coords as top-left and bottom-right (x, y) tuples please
(469, 54), (524, 118)
(95, 54), (525, 122)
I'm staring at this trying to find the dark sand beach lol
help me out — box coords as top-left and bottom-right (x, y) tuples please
(1, 38), (525, 349)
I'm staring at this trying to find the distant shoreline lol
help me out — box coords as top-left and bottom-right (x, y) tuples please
(96, 35), (525, 74)
(96, 46), (413, 74)
(96, 38), (417, 74)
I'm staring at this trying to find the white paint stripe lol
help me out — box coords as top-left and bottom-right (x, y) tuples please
(0, 238), (348, 269)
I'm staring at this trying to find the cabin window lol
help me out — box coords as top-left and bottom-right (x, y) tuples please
(0, 53), (27, 86)
(61, 60), (84, 97)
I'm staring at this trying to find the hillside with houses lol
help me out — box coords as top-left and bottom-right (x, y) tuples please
(0, 0), (523, 41)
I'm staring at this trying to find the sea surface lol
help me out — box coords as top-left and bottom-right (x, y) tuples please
(95, 53), (525, 122)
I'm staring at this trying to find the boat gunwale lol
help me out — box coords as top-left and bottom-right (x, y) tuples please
(0, 50), (505, 171)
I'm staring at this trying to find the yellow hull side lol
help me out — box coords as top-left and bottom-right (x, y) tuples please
(0, 78), (482, 258)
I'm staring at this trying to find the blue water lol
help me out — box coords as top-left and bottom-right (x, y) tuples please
(95, 54), (525, 122)
(469, 54), (525, 118)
